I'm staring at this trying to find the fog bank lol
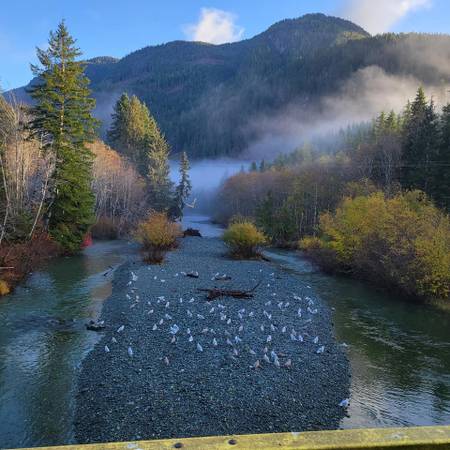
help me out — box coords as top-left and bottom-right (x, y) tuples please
(243, 65), (449, 160)
(170, 158), (249, 212)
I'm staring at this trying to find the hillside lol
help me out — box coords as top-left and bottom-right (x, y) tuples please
(9, 13), (450, 158)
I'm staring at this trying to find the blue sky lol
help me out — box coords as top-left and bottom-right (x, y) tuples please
(1, 0), (449, 89)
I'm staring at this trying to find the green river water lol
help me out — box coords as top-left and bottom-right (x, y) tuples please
(0, 240), (133, 449)
(0, 217), (449, 448)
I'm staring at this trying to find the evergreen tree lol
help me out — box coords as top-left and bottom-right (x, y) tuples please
(400, 87), (439, 194)
(256, 191), (276, 239)
(403, 100), (412, 125)
(250, 161), (258, 172)
(171, 151), (192, 220)
(107, 94), (154, 175)
(436, 104), (450, 210)
(128, 96), (153, 172)
(108, 93), (172, 182)
(107, 93), (131, 149)
(373, 111), (386, 140)
(146, 128), (173, 212)
(385, 111), (399, 133)
(28, 21), (97, 252)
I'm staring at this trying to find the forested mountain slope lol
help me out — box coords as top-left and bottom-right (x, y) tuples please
(9, 13), (450, 158)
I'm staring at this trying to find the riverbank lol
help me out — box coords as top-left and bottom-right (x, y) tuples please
(0, 233), (60, 296)
(74, 237), (350, 443)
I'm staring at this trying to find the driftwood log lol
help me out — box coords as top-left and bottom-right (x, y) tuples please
(198, 281), (261, 301)
(183, 228), (202, 237)
(186, 271), (199, 278)
(86, 320), (106, 331)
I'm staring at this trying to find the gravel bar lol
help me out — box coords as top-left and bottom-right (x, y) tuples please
(74, 237), (350, 443)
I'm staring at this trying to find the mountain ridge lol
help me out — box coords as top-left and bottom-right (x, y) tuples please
(7, 13), (450, 158)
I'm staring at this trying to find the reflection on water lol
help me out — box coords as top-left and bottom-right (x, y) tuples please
(265, 248), (450, 429)
(0, 241), (131, 449)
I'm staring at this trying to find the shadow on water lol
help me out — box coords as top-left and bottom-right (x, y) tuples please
(265, 248), (450, 429)
(0, 240), (133, 449)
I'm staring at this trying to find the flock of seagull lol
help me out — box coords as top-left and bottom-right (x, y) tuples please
(102, 267), (350, 409)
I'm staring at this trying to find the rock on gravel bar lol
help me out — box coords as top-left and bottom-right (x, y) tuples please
(74, 237), (350, 444)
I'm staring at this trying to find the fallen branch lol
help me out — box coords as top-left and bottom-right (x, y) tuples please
(198, 280), (261, 301)
(186, 271), (199, 278)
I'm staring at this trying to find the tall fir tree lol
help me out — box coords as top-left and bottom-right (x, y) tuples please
(108, 93), (171, 182)
(400, 87), (439, 194)
(107, 94), (153, 175)
(171, 151), (192, 220)
(385, 110), (399, 133)
(28, 21), (97, 252)
(373, 111), (387, 140)
(107, 93), (131, 150)
(436, 103), (450, 210)
(146, 128), (173, 212)
(108, 92), (173, 211)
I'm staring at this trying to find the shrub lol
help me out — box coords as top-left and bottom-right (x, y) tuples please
(0, 280), (10, 296)
(223, 222), (267, 259)
(229, 214), (254, 225)
(302, 190), (450, 302)
(136, 212), (182, 263)
(299, 236), (322, 251)
(0, 233), (60, 294)
(299, 236), (339, 272)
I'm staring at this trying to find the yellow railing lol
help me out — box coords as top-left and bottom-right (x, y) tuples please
(10, 426), (450, 450)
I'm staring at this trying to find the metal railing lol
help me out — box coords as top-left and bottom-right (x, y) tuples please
(10, 426), (450, 449)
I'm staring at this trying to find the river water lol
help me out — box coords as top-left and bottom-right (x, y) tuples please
(264, 249), (450, 429)
(0, 217), (449, 448)
(0, 240), (133, 449)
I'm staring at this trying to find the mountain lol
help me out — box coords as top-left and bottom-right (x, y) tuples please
(8, 13), (450, 158)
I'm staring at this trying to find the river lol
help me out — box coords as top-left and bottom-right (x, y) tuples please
(0, 217), (449, 448)
(264, 248), (450, 428)
(0, 240), (134, 449)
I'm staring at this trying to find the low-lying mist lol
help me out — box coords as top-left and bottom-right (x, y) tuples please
(99, 33), (450, 218)
(170, 159), (249, 214)
(243, 65), (449, 160)
(170, 64), (449, 215)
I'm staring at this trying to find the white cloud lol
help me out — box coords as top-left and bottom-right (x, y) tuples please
(184, 8), (244, 44)
(343, 0), (432, 34)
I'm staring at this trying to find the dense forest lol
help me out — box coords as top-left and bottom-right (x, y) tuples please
(9, 13), (450, 159)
